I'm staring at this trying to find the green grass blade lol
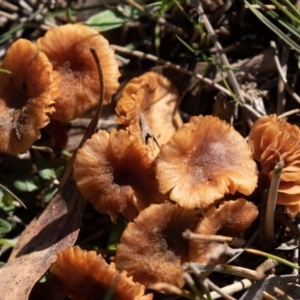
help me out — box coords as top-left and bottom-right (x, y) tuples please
(245, 1), (300, 53)
(269, 0), (300, 26)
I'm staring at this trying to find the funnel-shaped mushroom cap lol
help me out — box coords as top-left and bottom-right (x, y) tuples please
(0, 39), (58, 155)
(116, 71), (182, 158)
(73, 128), (163, 223)
(189, 199), (258, 263)
(156, 115), (258, 209)
(249, 114), (300, 218)
(37, 23), (120, 122)
(50, 246), (152, 300)
(115, 203), (201, 288)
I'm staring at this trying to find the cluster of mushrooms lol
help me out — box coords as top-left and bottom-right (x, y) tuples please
(1, 23), (300, 299)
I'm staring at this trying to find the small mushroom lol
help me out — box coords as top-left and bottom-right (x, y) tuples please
(249, 114), (300, 218)
(0, 39), (58, 155)
(37, 23), (120, 122)
(116, 71), (182, 158)
(115, 202), (202, 288)
(156, 115), (258, 209)
(73, 128), (163, 222)
(189, 199), (258, 264)
(50, 246), (152, 300)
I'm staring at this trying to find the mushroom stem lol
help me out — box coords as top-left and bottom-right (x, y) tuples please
(265, 152), (284, 243)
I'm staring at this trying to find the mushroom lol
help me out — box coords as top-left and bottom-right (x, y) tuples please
(37, 23), (120, 122)
(50, 246), (152, 300)
(155, 115), (258, 209)
(116, 71), (182, 158)
(0, 39), (58, 155)
(115, 202), (202, 288)
(249, 114), (300, 218)
(189, 199), (258, 264)
(73, 128), (164, 222)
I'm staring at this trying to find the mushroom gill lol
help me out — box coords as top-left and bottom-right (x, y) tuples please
(73, 128), (163, 223)
(116, 71), (182, 158)
(249, 114), (300, 218)
(50, 246), (152, 300)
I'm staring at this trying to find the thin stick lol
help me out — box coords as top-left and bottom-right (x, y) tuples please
(278, 108), (300, 118)
(191, 0), (245, 105)
(190, 264), (237, 300)
(183, 262), (258, 280)
(275, 44), (289, 115)
(265, 150), (284, 242)
(112, 44), (261, 119)
(60, 47), (105, 187)
(208, 279), (252, 300)
(0, 183), (26, 209)
(271, 41), (300, 105)
(183, 229), (233, 243)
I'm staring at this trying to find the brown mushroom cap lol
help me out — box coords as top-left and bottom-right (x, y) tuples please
(73, 128), (163, 222)
(50, 246), (152, 300)
(0, 39), (58, 155)
(249, 114), (300, 218)
(189, 199), (258, 264)
(156, 115), (258, 209)
(115, 202), (202, 288)
(37, 23), (120, 122)
(116, 71), (182, 158)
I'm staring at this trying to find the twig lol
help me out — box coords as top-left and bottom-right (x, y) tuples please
(270, 41), (300, 105)
(0, 183), (26, 209)
(208, 279), (252, 299)
(112, 44), (261, 118)
(188, 263), (237, 300)
(183, 262), (258, 280)
(150, 282), (196, 299)
(60, 47), (105, 186)
(274, 287), (294, 300)
(112, 44), (231, 95)
(191, 0), (245, 105)
(275, 44), (289, 115)
(263, 291), (277, 300)
(278, 108), (300, 119)
(265, 150), (284, 243)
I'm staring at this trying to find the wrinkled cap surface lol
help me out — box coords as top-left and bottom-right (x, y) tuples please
(115, 202), (201, 288)
(156, 115), (258, 209)
(0, 39), (57, 155)
(37, 23), (120, 122)
(116, 71), (182, 158)
(189, 199), (258, 263)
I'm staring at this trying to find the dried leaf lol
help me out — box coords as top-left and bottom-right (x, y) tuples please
(0, 177), (85, 299)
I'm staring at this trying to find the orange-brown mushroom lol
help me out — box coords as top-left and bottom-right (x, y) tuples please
(37, 23), (120, 122)
(115, 202), (202, 288)
(0, 39), (58, 155)
(155, 115), (258, 209)
(189, 199), (258, 264)
(116, 71), (182, 158)
(73, 128), (163, 222)
(249, 114), (300, 218)
(50, 246), (152, 300)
